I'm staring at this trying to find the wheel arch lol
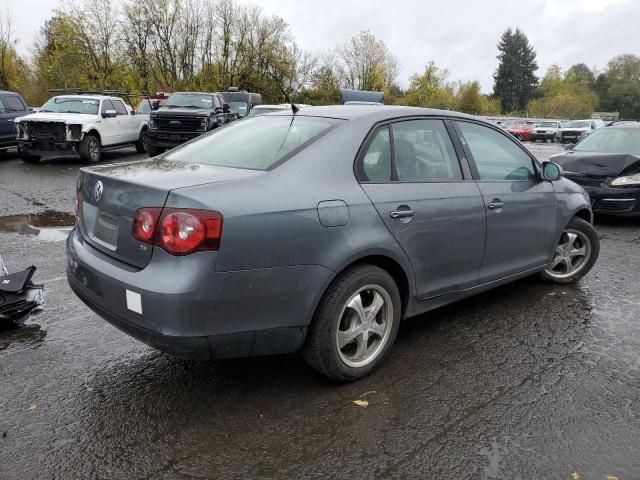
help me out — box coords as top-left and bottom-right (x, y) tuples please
(311, 251), (415, 323)
(572, 208), (592, 224)
(83, 129), (101, 142)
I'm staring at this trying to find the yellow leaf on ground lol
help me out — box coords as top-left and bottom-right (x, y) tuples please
(352, 400), (369, 407)
(27, 404), (37, 411)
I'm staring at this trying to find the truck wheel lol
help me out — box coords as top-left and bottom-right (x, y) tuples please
(135, 129), (149, 154)
(146, 144), (164, 157)
(302, 264), (401, 382)
(539, 217), (599, 284)
(20, 152), (40, 164)
(79, 134), (101, 163)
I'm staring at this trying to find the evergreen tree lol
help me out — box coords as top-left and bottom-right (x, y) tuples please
(493, 28), (538, 112)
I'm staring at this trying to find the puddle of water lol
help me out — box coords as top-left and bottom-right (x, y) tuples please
(0, 211), (75, 242)
(0, 323), (47, 351)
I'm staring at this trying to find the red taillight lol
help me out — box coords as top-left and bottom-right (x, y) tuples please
(132, 208), (223, 256)
(133, 208), (162, 243)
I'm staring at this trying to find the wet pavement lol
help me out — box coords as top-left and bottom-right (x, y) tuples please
(1, 143), (639, 479)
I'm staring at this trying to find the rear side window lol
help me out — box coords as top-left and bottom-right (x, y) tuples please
(392, 120), (462, 181)
(360, 127), (392, 182)
(111, 99), (128, 115)
(457, 121), (536, 181)
(1, 95), (26, 112)
(0, 98), (6, 113)
(165, 116), (341, 170)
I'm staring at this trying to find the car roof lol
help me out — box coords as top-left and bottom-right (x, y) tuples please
(0, 90), (19, 95)
(607, 121), (640, 129)
(269, 104), (483, 123)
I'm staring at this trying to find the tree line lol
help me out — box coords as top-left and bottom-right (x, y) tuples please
(1, 0), (639, 119)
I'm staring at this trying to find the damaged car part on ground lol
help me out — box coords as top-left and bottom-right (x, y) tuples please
(0, 255), (45, 326)
(66, 105), (600, 382)
(552, 121), (640, 217)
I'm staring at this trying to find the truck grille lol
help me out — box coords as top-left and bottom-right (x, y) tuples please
(28, 122), (66, 142)
(153, 115), (203, 132)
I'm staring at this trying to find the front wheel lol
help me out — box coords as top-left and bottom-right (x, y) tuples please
(302, 264), (401, 382)
(79, 134), (101, 163)
(146, 143), (164, 157)
(539, 217), (599, 284)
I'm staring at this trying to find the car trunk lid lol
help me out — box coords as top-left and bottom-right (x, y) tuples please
(77, 158), (261, 268)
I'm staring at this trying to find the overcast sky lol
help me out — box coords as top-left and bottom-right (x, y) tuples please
(4, 0), (640, 93)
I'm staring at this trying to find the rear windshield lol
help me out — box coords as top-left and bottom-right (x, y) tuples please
(165, 115), (341, 170)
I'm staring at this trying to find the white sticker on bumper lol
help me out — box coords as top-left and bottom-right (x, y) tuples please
(126, 289), (142, 314)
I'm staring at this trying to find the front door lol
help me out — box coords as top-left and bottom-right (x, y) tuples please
(455, 120), (558, 283)
(99, 99), (120, 146)
(358, 119), (486, 300)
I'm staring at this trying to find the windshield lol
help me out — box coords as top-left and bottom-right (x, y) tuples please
(564, 121), (591, 129)
(538, 122), (557, 127)
(165, 116), (341, 170)
(573, 128), (640, 155)
(228, 101), (249, 117)
(164, 93), (213, 109)
(40, 97), (99, 114)
(246, 107), (285, 117)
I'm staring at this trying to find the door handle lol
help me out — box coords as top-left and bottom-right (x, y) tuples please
(390, 209), (415, 219)
(487, 201), (504, 210)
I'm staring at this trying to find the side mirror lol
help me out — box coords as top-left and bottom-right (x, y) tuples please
(151, 101), (160, 111)
(223, 103), (231, 113)
(102, 109), (117, 118)
(564, 143), (575, 150)
(214, 106), (223, 114)
(542, 162), (563, 181)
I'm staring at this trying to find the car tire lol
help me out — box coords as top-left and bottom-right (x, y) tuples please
(146, 144), (164, 157)
(19, 152), (40, 163)
(302, 264), (401, 382)
(135, 128), (149, 154)
(538, 217), (600, 284)
(79, 134), (101, 163)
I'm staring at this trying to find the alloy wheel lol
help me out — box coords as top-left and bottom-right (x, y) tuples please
(336, 285), (393, 368)
(89, 140), (100, 162)
(544, 229), (592, 280)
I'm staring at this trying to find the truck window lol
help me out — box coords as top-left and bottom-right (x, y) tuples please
(1, 95), (26, 112)
(0, 98), (6, 113)
(111, 99), (129, 116)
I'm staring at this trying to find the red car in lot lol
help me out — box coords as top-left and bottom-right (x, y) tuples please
(135, 93), (170, 114)
(504, 122), (535, 141)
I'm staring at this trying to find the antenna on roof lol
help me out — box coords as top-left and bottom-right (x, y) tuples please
(278, 84), (299, 115)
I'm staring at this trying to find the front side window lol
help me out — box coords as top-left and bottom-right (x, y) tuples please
(165, 115), (340, 170)
(457, 121), (536, 181)
(101, 99), (115, 114)
(41, 97), (100, 115)
(392, 120), (462, 182)
(0, 98), (6, 113)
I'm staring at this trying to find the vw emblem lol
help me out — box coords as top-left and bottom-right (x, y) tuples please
(169, 120), (181, 126)
(94, 181), (104, 202)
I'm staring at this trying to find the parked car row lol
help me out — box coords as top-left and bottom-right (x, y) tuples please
(494, 118), (606, 144)
(4, 87), (264, 164)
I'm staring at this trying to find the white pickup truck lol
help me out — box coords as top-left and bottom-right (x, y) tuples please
(15, 94), (149, 163)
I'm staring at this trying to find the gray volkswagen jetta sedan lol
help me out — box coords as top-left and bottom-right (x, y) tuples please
(67, 105), (599, 381)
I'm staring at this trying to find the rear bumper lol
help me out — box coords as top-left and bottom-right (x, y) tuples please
(66, 228), (332, 359)
(17, 140), (80, 160)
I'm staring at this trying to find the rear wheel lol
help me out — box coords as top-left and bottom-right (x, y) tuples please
(146, 143), (164, 157)
(302, 265), (401, 382)
(135, 128), (149, 154)
(79, 134), (101, 163)
(539, 217), (599, 284)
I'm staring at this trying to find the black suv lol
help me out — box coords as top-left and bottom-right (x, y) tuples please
(147, 92), (237, 156)
(0, 90), (31, 152)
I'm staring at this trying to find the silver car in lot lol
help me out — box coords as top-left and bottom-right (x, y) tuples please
(67, 105), (599, 381)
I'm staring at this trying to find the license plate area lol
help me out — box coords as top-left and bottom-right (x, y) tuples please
(170, 134), (181, 142)
(93, 210), (119, 247)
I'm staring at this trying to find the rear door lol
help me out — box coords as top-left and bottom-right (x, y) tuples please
(0, 94), (28, 145)
(111, 99), (137, 142)
(454, 120), (557, 283)
(358, 118), (486, 300)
